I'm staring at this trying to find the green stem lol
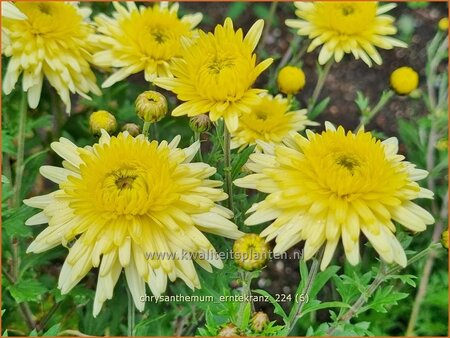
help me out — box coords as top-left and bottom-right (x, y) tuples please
(142, 121), (151, 139)
(258, 1), (278, 53)
(194, 131), (204, 162)
(357, 90), (394, 131)
(287, 249), (323, 334)
(223, 126), (234, 211)
(126, 285), (135, 336)
(12, 91), (28, 207)
(307, 60), (333, 113)
(237, 271), (255, 325)
(37, 302), (61, 333)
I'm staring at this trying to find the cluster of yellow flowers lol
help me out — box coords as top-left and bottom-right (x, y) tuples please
(3, 1), (436, 317)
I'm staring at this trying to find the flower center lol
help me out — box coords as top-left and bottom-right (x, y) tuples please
(115, 175), (137, 190)
(38, 3), (52, 15)
(336, 154), (360, 173)
(150, 28), (168, 44)
(255, 111), (268, 120)
(340, 5), (355, 16)
(108, 168), (139, 192)
(317, 3), (377, 35)
(207, 55), (235, 74)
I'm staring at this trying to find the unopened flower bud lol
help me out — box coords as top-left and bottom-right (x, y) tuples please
(233, 233), (270, 271)
(277, 65), (306, 95)
(218, 323), (240, 337)
(435, 138), (448, 151)
(441, 229), (448, 249)
(122, 123), (141, 137)
(89, 110), (117, 135)
(390, 67), (419, 95)
(135, 91), (168, 123)
(438, 18), (448, 31)
(189, 114), (211, 133)
(251, 311), (270, 332)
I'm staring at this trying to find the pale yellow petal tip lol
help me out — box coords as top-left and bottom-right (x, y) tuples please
(324, 121), (336, 131)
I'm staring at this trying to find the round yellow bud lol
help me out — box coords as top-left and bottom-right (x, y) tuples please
(277, 65), (306, 95)
(233, 233), (270, 271)
(435, 138), (448, 151)
(135, 91), (168, 123)
(251, 311), (270, 332)
(189, 114), (211, 133)
(89, 110), (117, 135)
(438, 17), (448, 31)
(441, 229), (448, 249)
(121, 123), (141, 137)
(390, 67), (419, 95)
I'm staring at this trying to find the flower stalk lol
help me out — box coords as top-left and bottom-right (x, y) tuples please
(307, 60), (333, 113)
(12, 91), (28, 207)
(286, 249), (323, 334)
(143, 121), (151, 139)
(224, 125), (234, 211)
(126, 284), (136, 336)
(357, 90), (395, 130)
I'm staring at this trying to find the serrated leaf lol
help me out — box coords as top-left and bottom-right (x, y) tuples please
(301, 300), (350, 318)
(2, 204), (34, 238)
(8, 279), (47, 303)
(360, 286), (409, 314)
(309, 265), (340, 299)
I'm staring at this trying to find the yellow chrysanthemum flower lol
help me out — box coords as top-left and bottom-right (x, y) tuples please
(2, 2), (101, 113)
(286, 2), (407, 66)
(235, 123), (435, 270)
(24, 131), (242, 316)
(155, 18), (273, 132)
(231, 94), (316, 150)
(93, 2), (202, 87)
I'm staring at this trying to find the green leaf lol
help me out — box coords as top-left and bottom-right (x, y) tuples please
(300, 300), (350, 318)
(28, 115), (52, 131)
(309, 265), (340, 299)
(231, 145), (255, 180)
(134, 314), (167, 336)
(309, 97), (330, 119)
(226, 2), (247, 20)
(239, 302), (251, 330)
(8, 279), (47, 303)
(1, 130), (15, 155)
(21, 149), (48, 199)
(355, 91), (370, 113)
(2, 204), (34, 238)
(253, 289), (288, 322)
(360, 286), (409, 314)
(43, 324), (61, 336)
